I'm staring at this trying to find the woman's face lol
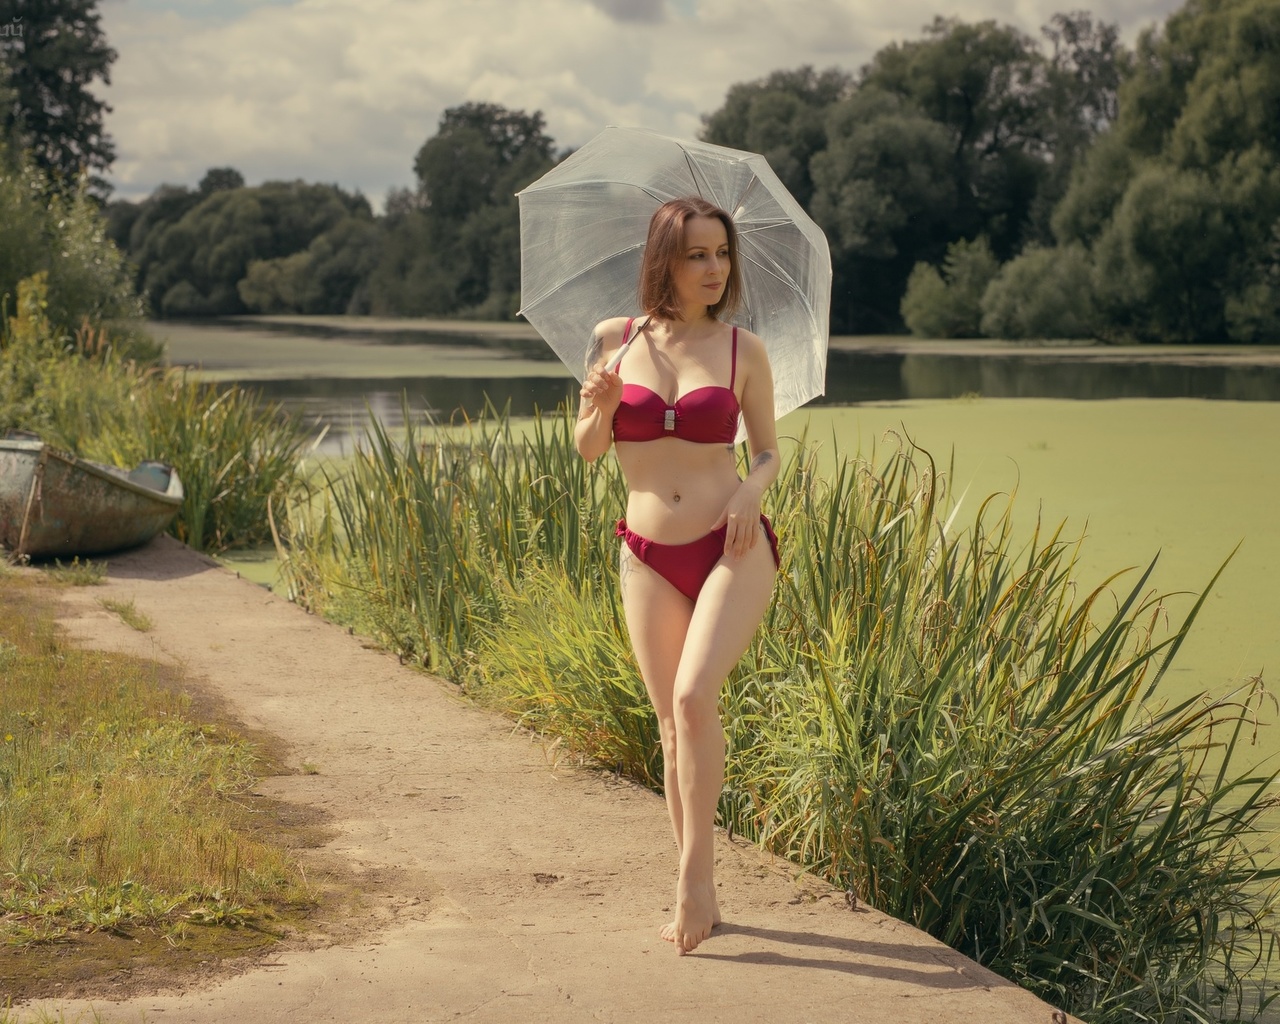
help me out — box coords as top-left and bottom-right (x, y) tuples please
(671, 215), (730, 317)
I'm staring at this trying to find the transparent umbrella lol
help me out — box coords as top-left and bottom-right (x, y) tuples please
(516, 126), (832, 423)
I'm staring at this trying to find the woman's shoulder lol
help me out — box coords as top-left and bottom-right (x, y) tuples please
(729, 325), (770, 363)
(592, 315), (637, 342)
(585, 315), (638, 371)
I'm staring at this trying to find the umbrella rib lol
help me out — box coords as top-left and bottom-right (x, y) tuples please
(520, 179), (671, 202)
(519, 242), (646, 311)
(736, 218), (795, 235)
(683, 150), (712, 199)
(738, 249), (819, 323)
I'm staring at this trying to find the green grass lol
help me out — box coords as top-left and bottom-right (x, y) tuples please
(0, 574), (314, 1001)
(43, 558), (107, 586)
(0, 1008), (108, 1024)
(99, 597), (154, 632)
(279, 403), (1280, 1023)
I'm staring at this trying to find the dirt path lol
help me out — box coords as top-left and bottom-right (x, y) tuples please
(13, 537), (1073, 1024)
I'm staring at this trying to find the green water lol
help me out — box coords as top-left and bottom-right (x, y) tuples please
(786, 398), (1280, 772)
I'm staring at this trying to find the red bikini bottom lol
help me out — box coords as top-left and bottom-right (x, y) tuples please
(615, 516), (780, 602)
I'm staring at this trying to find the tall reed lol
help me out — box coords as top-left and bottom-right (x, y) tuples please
(278, 401), (625, 672)
(279, 405), (1279, 1023)
(727, 439), (1279, 1020)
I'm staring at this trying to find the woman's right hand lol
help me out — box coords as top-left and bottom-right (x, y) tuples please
(581, 365), (624, 417)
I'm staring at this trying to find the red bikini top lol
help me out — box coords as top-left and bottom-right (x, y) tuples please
(611, 318), (741, 445)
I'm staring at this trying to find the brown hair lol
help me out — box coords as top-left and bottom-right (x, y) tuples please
(638, 196), (742, 322)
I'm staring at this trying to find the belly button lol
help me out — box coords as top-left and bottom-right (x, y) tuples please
(673, 492), (681, 503)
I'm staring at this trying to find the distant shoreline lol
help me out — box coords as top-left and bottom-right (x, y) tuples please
(165, 316), (1280, 368)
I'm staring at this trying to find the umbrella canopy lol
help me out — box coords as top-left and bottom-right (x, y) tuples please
(517, 126), (831, 423)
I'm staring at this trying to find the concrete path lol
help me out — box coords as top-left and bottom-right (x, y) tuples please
(13, 536), (1074, 1024)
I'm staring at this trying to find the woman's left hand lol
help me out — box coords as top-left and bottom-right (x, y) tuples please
(712, 482), (764, 559)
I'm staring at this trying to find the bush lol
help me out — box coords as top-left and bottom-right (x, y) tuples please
(1225, 220), (1280, 344)
(980, 243), (1098, 339)
(901, 236), (1000, 337)
(0, 273), (137, 443)
(1, 273), (307, 552)
(0, 142), (147, 347)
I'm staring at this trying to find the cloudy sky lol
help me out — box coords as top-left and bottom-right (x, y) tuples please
(99, 0), (1181, 208)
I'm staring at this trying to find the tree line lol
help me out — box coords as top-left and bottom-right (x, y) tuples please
(97, 102), (553, 321)
(3, 0), (1278, 342)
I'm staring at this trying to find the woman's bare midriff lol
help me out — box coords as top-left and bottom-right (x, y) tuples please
(615, 437), (741, 542)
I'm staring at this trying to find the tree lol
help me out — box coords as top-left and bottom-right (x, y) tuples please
(413, 102), (554, 224)
(238, 216), (380, 315)
(979, 243), (1096, 338)
(1027, 12), (1131, 240)
(701, 65), (853, 208)
(1090, 154), (1280, 342)
(900, 236), (999, 337)
(198, 167), (246, 196)
(1226, 221), (1280, 342)
(0, 0), (116, 196)
(121, 179), (373, 316)
(861, 17), (1048, 260)
(383, 102), (555, 317)
(365, 211), (454, 316)
(0, 59), (19, 150)
(1053, 0), (1280, 341)
(1041, 12), (1128, 133)
(0, 137), (142, 335)
(818, 13), (1127, 332)
(809, 87), (957, 331)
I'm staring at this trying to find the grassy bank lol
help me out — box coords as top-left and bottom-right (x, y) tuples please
(1, 275), (309, 553)
(277, 404), (1280, 1023)
(0, 568), (318, 1001)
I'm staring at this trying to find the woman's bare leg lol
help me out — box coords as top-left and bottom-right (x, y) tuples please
(671, 535), (777, 954)
(617, 543), (695, 938)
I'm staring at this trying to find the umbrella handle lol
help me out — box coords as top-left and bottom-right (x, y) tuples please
(602, 316), (646, 375)
(603, 345), (627, 375)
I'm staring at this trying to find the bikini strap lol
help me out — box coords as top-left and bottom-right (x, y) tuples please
(621, 317), (636, 346)
(729, 326), (738, 391)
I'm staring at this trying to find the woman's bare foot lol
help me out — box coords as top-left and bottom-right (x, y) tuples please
(661, 880), (720, 943)
(672, 876), (720, 954)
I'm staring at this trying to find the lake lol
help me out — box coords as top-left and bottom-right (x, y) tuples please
(159, 317), (1280, 454)
(156, 317), (1280, 773)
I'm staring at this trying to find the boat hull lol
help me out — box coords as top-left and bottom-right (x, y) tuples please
(0, 440), (184, 558)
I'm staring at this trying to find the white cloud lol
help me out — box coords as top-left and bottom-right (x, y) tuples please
(588, 0), (669, 22)
(100, 0), (1183, 207)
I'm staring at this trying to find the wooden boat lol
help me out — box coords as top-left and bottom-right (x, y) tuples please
(0, 436), (184, 559)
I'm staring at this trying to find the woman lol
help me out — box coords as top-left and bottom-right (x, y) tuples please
(574, 196), (781, 955)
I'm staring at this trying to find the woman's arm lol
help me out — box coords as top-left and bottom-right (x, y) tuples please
(574, 318), (626, 462)
(717, 330), (780, 557)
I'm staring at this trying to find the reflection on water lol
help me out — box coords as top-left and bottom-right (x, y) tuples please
(248, 375), (580, 454)
(890, 353), (1280, 403)
(244, 349), (1280, 454)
